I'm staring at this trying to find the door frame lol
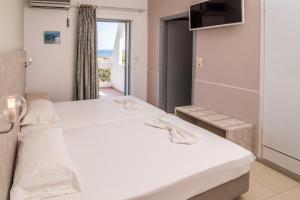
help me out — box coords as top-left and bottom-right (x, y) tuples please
(97, 19), (131, 95)
(159, 12), (197, 111)
(258, 0), (265, 158)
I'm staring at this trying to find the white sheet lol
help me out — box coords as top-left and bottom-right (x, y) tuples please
(22, 96), (164, 132)
(51, 115), (254, 200)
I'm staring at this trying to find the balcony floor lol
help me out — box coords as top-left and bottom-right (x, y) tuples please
(100, 87), (124, 98)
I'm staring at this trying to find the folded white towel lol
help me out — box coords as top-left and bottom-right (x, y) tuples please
(145, 116), (200, 145)
(115, 98), (142, 110)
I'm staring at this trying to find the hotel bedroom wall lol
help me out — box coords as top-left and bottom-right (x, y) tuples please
(0, 0), (24, 53)
(148, 0), (261, 155)
(24, 0), (148, 102)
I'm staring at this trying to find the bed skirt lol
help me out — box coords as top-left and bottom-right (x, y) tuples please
(190, 173), (249, 200)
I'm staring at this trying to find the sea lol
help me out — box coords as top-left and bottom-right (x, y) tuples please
(98, 50), (113, 57)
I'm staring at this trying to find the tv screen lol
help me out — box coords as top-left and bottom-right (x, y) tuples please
(189, 0), (244, 30)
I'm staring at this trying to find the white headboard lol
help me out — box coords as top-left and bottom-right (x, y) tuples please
(0, 50), (26, 200)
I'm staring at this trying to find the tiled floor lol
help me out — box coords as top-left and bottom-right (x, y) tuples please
(100, 87), (124, 98)
(238, 161), (300, 200)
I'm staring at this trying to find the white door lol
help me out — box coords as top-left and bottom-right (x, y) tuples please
(263, 0), (300, 175)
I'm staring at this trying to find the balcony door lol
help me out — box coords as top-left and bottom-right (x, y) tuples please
(97, 20), (130, 98)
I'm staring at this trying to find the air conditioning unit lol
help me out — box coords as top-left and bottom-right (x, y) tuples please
(30, 0), (71, 9)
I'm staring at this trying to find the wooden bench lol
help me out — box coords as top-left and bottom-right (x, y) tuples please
(175, 105), (254, 153)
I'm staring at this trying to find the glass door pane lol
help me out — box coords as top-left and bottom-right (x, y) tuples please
(97, 20), (129, 98)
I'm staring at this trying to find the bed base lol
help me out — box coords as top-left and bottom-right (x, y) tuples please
(190, 173), (249, 200)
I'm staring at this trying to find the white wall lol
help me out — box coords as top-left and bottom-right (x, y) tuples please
(24, 0), (148, 102)
(263, 0), (300, 175)
(0, 0), (24, 52)
(111, 23), (125, 93)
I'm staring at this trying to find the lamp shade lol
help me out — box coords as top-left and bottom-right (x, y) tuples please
(0, 95), (27, 124)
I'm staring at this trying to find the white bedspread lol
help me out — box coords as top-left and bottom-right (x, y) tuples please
(22, 96), (164, 132)
(51, 115), (254, 200)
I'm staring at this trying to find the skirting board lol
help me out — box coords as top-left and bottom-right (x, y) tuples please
(258, 159), (300, 183)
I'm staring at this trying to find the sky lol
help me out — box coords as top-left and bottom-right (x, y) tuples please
(97, 22), (118, 50)
(97, 22), (126, 51)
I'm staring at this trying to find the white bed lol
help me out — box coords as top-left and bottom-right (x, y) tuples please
(22, 96), (164, 132)
(20, 96), (254, 200)
(51, 116), (253, 200)
(53, 96), (164, 130)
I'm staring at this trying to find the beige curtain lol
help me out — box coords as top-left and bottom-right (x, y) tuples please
(74, 5), (99, 100)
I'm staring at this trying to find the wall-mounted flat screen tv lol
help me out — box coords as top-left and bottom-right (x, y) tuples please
(189, 0), (245, 30)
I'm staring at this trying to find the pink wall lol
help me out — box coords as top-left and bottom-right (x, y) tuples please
(148, 0), (261, 154)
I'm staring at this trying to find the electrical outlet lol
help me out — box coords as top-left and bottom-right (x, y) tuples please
(197, 57), (203, 68)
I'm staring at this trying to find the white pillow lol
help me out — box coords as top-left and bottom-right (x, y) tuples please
(21, 99), (59, 125)
(11, 128), (81, 200)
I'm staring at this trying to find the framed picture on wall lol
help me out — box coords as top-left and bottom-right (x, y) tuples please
(44, 31), (61, 44)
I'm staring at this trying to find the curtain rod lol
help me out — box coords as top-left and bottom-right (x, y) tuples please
(70, 4), (146, 13)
